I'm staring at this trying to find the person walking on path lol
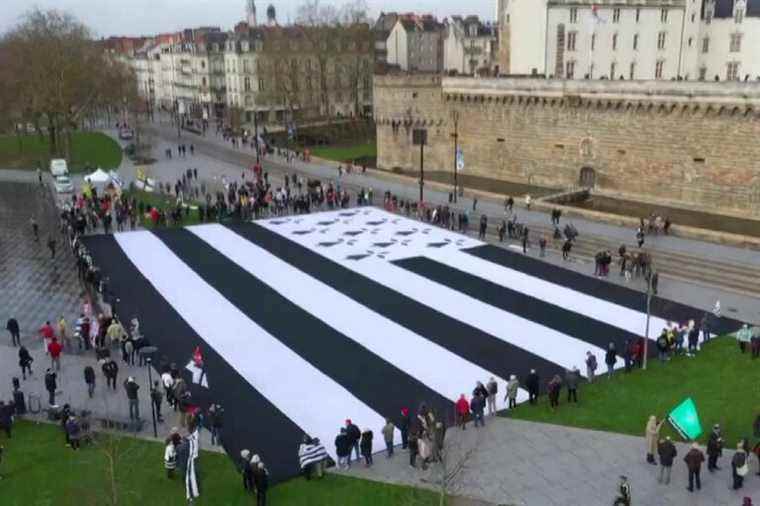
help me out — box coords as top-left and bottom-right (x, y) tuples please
(706, 424), (724, 471)
(381, 419), (395, 458)
(84, 365), (96, 398)
(65, 416), (81, 450)
(486, 377), (498, 415)
(684, 443), (705, 492)
(585, 351), (597, 383)
(47, 235), (56, 259)
(57, 316), (70, 350)
(18, 346), (33, 380)
(470, 392), (486, 427)
(455, 394), (470, 430)
(613, 475), (631, 506)
(30, 217), (39, 242)
(124, 377), (140, 420)
(547, 374), (562, 409)
(526, 369), (540, 404)
(345, 419), (361, 464)
(48, 337), (62, 371)
(505, 375), (519, 409)
(565, 367), (579, 403)
(44, 369), (57, 406)
(360, 429), (373, 467)
(102, 358), (118, 390)
(605, 343), (617, 378)
(645, 415), (664, 464)
(6, 318), (20, 347)
(162, 370), (176, 410)
(732, 442), (749, 490)
(657, 437), (677, 484)
(151, 381), (165, 424)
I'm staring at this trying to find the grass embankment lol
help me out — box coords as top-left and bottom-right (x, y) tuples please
(311, 143), (377, 164)
(509, 336), (756, 447)
(0, 132), (123, 172)
(0, 421), (438, 506)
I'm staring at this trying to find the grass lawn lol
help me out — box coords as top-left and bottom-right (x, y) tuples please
(311, 143), (377, 164)
(124, 189), (203, 228)
(508, 336), (756, 447)
(0, 421), (438, 506)
(0, 132), (123, 172)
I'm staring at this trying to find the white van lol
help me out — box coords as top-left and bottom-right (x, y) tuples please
(49, 158), (69, 176)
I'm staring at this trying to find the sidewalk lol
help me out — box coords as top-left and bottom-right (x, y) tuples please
(336, 416), (757, 506)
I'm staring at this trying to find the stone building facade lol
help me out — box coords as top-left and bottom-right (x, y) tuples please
(374, 74), (760, 216)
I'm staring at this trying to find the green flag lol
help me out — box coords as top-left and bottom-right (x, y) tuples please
(668, 397), (703, 440)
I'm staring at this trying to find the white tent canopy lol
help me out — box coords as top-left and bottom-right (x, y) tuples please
(84, 168), (111, 188)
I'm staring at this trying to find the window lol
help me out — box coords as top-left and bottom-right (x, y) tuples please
(201, 61), (206, 69)
(702, 37), (710, 53)
(727, 62), (740, 80)
(706, 8), (713, 24)
(244, 77), (251, 92)
(201, 77), (207, 86)
(691, 13), (696, 22)
(591, 33), (596, 51)
(566, 60), (575, 79)
(570, 8), (578, 23)
(610, 62), (616, 79)
(688, 37), (693, 47)
(258, 78), (264, 92)
(729, 33), (742, 52)
(735, 9), (744, 23)
(661, 8), (669, 22)
(698, 67), (707, 80)
(655, 60), (664, 79)
(635, 8), (641, 22)
(629, 62), (636, 80)
(588, 63), (595, 78)
(612, 33), (618, 50)
(633, 33), (639, 50)
(613, 8), (621, 23)
(567, 31), (577, 51)
(657, 32), (666, 50)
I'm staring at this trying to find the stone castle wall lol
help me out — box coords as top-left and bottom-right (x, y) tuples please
(374, 75), (760, 216)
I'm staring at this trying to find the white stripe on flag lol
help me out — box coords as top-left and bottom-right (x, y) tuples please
(257, 221), (622, 374)
(114, 231), (389, 461)
(426, 248), (670, 337)
(190, 224), (511, 409)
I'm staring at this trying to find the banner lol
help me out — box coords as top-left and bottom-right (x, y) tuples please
(668, 397), (703, 440)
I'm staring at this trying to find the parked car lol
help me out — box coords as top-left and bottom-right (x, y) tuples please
(49, 158), (69, 176)
(54, 175), (74, 193)
(118, 128), (134, 140)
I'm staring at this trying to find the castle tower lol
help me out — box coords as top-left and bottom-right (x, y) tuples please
(246, 0), (257, 26)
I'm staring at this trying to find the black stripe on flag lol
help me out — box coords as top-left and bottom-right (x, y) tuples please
(464, 245), (742, 334)
(82, 234), (304, 483)
(394, 256), (641, 352)
(153, 228), (454, 426)
(229, 223), (564, 390)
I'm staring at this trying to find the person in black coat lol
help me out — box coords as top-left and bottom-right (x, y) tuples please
(345, 419), (361, 464)
(44, 369), (57, 406)
(525, 369), (540, 404)
(18, 346), (33, 380)
(360, 429), (373, 467)
(239, 449), (254, 493)
(84, 366), (96, 398)
(6, 318), (20, 347)
(334, 428), (351, 469)
(0, 401), (13, 438)
(605, 342), (617, 378)
(400, 408), (410, 449)
(102, 359), (118, 390)
(253, 462), (269, 506)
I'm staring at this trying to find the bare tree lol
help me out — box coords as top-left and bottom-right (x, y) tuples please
(1, 8), (136, 162)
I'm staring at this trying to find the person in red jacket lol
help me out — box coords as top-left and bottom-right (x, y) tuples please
(48, 337), (63, 371)
(39, 321), (55, 353)
(455, 394), (470, 430)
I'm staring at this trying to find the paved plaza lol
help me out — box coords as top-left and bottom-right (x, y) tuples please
(337, 416), (757, 506)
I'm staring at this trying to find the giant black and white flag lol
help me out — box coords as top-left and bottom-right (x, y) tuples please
(83, 208), (739, 483)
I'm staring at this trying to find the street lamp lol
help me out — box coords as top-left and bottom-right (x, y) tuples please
(643, 271), (653, 370)
(413, 128), (427, 203)
(451, 110), (459, 203)
(140, 346), (159, 438)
